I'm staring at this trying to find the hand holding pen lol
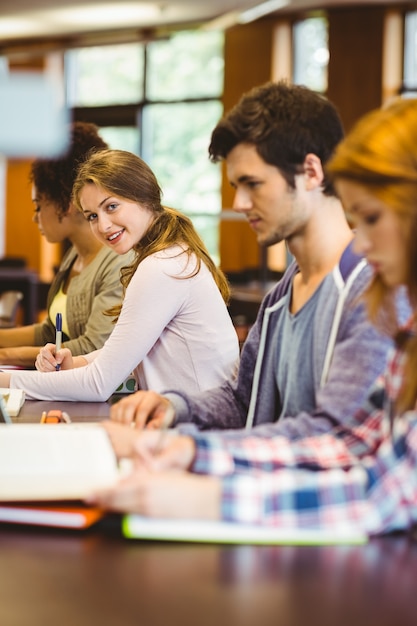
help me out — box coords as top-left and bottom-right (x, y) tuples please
(55, 313), (62, 371)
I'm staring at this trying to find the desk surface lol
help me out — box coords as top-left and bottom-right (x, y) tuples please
(3, 403), (417, 625)
(15, 398), (112, 423)
(0, 527), (416, 626)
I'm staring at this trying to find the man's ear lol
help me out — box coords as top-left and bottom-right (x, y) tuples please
(303, 153), (325, 190)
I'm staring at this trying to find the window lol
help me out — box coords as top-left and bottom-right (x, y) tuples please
(293, 16), (329, 93)
(65, 30), (224, 261)
(403, 11), (417, 96)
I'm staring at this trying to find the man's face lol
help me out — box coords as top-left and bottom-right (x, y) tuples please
(226, 143), (309, 247)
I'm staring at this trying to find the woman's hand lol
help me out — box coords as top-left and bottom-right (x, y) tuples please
(35, 343), (74, 372)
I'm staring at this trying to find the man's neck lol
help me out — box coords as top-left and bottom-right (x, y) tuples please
(287, 197), (354, 313)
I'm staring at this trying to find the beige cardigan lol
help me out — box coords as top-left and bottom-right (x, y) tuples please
(33, 246), (133, 355)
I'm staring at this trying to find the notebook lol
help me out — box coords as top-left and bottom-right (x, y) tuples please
(0, 395), (12, 424)
(0, 423), (119, 501)
(0, 502), (106, 529)
(0, 387), (25, 417)
(122, 515), (368, 546)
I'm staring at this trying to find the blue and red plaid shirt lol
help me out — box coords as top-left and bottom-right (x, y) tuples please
(190, 339), (417, 535)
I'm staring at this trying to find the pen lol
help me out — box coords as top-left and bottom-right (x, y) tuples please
(55, 313), (62, 371)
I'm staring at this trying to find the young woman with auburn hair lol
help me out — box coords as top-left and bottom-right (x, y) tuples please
(0, 150), (239, 400)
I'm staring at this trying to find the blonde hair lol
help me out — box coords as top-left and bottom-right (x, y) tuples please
(72, 149), (230, 317)
(328, 98), (417, 412)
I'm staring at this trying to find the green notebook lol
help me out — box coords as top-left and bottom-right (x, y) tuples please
(122, 515), (368, 546)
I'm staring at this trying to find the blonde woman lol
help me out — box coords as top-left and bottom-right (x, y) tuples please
(0, 150), (239, 400)
(0, 122), (130, 367)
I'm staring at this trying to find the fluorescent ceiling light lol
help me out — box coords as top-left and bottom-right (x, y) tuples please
(238, 0), (289, 24)
(51, 3), (161, 27)
(0, 18), (39, 37)
(0, 2), (162, 38)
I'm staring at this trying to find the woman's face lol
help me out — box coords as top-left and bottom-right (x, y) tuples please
(79, 183), (154, 255)
(336, 179), (408, 289)
(32, 185), (66, 243)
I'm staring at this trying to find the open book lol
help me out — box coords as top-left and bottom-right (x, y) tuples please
(0, 423), (368, 543)
(0, 423), (119, 501)
(0, 388), (25, 417)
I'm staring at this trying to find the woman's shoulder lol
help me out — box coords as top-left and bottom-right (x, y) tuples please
(143, 245), (198, 275)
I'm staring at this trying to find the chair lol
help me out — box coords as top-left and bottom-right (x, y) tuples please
(0, 291), (24, 328)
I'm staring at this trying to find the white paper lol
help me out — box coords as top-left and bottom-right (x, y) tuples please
(0, 424), (119, 500)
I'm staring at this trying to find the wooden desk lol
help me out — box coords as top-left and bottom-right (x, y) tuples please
(14, 399), (112, 423)
(0, 528), (416, 626)
(3, 403), (417, 625)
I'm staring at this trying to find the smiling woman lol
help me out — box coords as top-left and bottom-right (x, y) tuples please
(0, 149), (239, 402)
(0, 122), (130, 368)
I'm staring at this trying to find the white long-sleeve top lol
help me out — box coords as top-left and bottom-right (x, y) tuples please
(10, 246), (239, 401)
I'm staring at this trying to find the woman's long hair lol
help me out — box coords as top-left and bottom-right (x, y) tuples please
(327, 98), (417, 412)
(72, 149), (230, 319)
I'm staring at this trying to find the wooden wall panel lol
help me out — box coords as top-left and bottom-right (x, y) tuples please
(327, 6), (385, 133)
(220, 18), (277, 274)
(5, 160), (40, 270)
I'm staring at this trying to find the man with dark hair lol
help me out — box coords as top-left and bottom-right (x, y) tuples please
(110, 81), (397, 439)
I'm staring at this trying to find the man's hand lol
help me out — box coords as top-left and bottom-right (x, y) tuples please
(110, 390), (176, 429)
(101, 421), (196, 471)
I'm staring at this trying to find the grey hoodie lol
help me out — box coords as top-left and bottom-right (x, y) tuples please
(166, 241), (403, 440)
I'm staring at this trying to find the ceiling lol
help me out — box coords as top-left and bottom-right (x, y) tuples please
(0, 0), (398, 46)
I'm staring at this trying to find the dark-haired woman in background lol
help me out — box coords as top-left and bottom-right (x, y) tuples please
(0, 122), (131, 367)
(1, 149), (239, 400)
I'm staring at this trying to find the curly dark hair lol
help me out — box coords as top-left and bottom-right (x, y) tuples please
(30, 121), (108, 217)
(209, 80), (344, 196)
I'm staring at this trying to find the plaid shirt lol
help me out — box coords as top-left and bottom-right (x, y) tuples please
(191, 342), (417, 534)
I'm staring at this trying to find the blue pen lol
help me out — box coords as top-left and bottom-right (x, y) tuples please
(55, 313), (62, 371)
